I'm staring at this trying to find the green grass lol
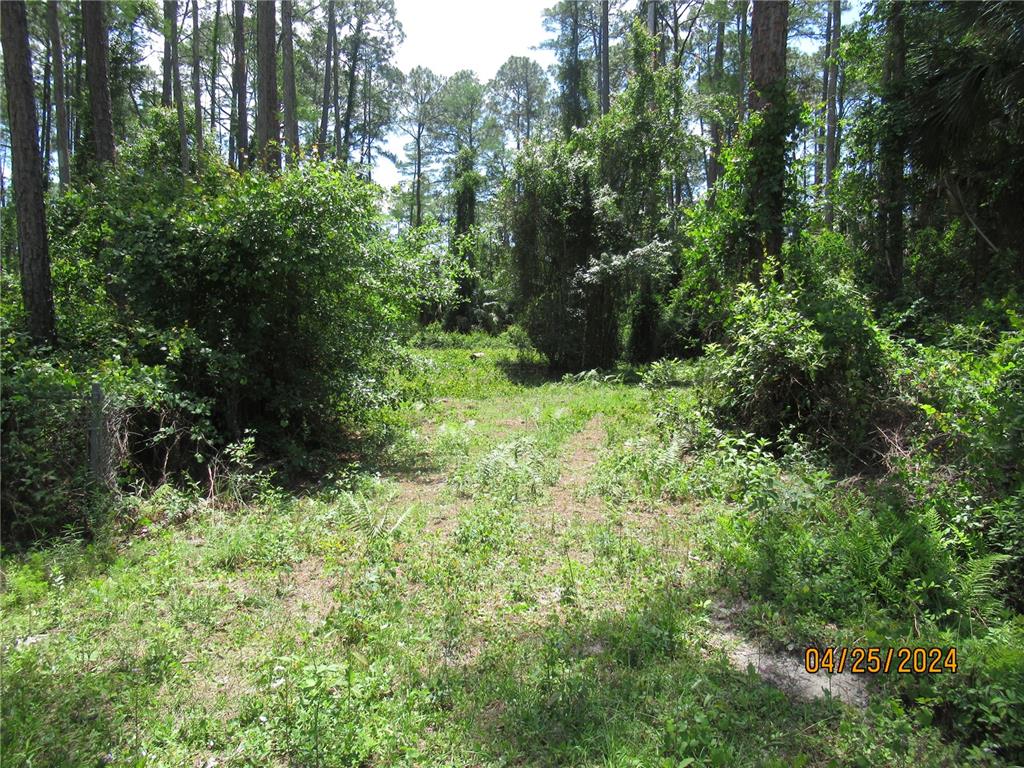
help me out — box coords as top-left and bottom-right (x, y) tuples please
(0, 335), (973, 767)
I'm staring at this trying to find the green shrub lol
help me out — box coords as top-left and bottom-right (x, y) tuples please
(0, 316), (206, 542)
(924, 620), (1024, 763)
(3, 112), (454, 543)
(701, 265), (893, 452)
(986, 492), (1024, 609)
(501, 324), (536, 360)
(640, 370), (1024, 758)
(50, 115), (449, 461)
(71, 164), (386, 451)
(0, 346), (88, 542)
(891, 320), (1024, 607)
(706, 279), (827, 439)
(898, 322), (1023, 491)
(508, 142), (618, 371)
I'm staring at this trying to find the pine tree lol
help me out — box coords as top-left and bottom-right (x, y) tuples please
(1, 0), (57, 344)
(82, 0), (116, 165)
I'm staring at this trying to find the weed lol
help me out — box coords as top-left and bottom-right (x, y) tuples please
(0, 336), (1003, 766)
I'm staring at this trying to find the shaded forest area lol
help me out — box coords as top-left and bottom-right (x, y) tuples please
(2, 0), (1023, 765)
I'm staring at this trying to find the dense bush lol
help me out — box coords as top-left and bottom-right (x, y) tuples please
(1, 273), (207, 542)
(624, 323), (1023, 760)
(506, 22), (690, 371)
(508, 142), (618, 371)
(704, 443), (956, 628)
(698, 260), (893, 453)
(60, 142), (402, 452)
(619, 375), (1023, 759)
(712, 444), (1023, 760)
(2, 113), (455, 544)
(1, 360), (209, 544)
(708, 441), (1023, 760)
(896, 322), (1024, 490)
(703, 279), (826, 439)
(890, 318), (1024, 608)
(0, 341), (89, 541)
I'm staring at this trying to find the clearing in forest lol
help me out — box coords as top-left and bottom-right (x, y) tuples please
(1, 340), (954, 767)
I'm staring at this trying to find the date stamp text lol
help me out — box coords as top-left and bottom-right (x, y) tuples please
(803, 646), (958, 674)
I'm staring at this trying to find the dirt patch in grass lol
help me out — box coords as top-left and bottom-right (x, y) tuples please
(404, 480), (468, 538)
(180, 559), (337, 726)
(424, 507), (463, 536)
(177, 634), (259, 727)
(391, 471), (448, 509)
(709, 626), (870, 707)
(281, 557), (336, 629)
(510, 417), (610, 622)
(707, 602), (870, 708)
(384, 464), (467, 536)
(495, 417), (530, 428)
(537, 416), (608, 532)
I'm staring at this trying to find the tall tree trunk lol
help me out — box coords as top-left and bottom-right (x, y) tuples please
(167, 1), (188, 174)
(835, 61), (846, 194)
(452, 152), (477, 324)
(210, 0), (221, 133)
(879, 0), (905, 299)
(814, 6), (831, 190)
(1, 1), (57, 344)
(42, 34), (52, 182)
(823, 0), (841, 229)
(737, 0), (748, 122)
(414, 127), (423, 227)
(162, 1), (174, 106)
(72, 9), (83, 158)
(360, 58), (371, 167)
(600, 0), (610, 114)
(749, 0), (787, 115)
(47, 1), (70, 188)
(747, 0), (789, 276)
(232, 0), (248, 168)
(191, 0), (203, 170)
(588, 4), (601, 106)
(647, 0), (658, 66)
(318, 0), (335, 159)
(0, 146), (6, 215)
(708, 19), (725, 197)
(228, 95), (236, 165)
(82, 0), (116, 165)
(255, 0), (280, 171)
(332, 5), (341, 158)
(281, 0), (299, 161)
(341, 12), (365, 163)
(562, 1), (586, 136)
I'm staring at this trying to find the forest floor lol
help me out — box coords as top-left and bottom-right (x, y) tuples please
(1, 337), (959, 767)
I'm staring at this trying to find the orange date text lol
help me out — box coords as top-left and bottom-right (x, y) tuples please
(803, 646), (957, 674)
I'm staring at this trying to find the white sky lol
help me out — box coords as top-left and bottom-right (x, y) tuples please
(392, 0), (556, 79)
(375, 0), (558, 188)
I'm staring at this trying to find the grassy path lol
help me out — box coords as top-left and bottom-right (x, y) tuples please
(1, 341), (953, 767)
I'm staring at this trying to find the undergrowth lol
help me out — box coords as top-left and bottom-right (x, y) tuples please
(595, 329), (1023, 764)
(1, 335), (1008, 766)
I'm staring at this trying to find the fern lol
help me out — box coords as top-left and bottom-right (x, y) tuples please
(336, 493), (409, 542)
(956, 553), (1010, 633)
